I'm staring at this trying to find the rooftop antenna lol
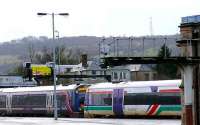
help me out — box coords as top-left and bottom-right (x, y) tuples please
(150, 17), (153, 36)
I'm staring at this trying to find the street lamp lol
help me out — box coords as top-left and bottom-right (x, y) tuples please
(37, 12), (69, 120)
(55, 30), (60, 65)
(55, 30), (61, 75)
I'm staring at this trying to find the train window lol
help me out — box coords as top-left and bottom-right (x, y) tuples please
(79, 96), (85, 104)
(12, 95), (26, 108)
(56, 95), (67, 108)
(124, 92), (181, 105)
(89, 93), (112, 106)
(12, 94), (46, 108)
(0, 95), (6, 108)
(158, 93), (181, 105)
(28, 94), (46, 107)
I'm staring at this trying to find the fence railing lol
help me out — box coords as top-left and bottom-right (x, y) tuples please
(98, 37), (181, 58)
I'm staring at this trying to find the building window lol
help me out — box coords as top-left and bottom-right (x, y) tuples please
(0, 78), (3, 82)
(92, 70), (96, 75)
(113, 72), (118, 80)
(120, 72), (123, 80)
(104, 71), (106, 75)
(144, 73), (149, 81)
(66, 68), (71, 72)
(153, 73), (157, 80)
(100, 71), (103, 75)
(123, 72), (127, 79)
(91, 71), (96, 79)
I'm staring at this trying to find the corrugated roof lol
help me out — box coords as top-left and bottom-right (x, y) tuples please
(181, 15), (200, 24)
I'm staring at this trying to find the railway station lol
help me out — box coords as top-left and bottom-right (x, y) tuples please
(0, 7), (199, 125)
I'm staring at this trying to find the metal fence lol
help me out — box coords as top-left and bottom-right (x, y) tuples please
(98, 36), (181, 58)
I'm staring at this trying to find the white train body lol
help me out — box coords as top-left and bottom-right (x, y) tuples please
(84, 80), (182, 117)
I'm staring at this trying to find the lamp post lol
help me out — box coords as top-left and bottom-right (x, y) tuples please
(55, 30), (60, 65)
(37, 12), (69, 120)
(55, 30), (61, 75)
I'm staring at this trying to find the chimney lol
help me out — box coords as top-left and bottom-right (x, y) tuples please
(81, 54), (88, 67)
(23, 62), (32, 81)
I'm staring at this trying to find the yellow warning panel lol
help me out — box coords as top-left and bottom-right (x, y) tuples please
(31, 65), (51, 76)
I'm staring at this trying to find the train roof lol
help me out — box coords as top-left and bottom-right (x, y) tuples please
(0, 84), (78, 93)
(88, 80), (182, 89)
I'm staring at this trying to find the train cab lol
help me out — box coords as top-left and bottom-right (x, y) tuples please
(73, 84), (90, 117)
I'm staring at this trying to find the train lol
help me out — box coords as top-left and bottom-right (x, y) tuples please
(0, 80), (182, 118)
(84, 80), (182, 118)
(0, 84), (88, 117)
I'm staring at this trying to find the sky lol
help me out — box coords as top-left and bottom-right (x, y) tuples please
(0, 0), (200, 42)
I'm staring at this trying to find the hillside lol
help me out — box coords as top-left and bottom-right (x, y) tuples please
(0, 35), (180, 74)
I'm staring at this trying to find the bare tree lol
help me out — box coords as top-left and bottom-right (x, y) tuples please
(27, 43), (36, 63)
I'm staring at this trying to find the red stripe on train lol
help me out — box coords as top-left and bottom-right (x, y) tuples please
(159, 89), (180, 93)
(147, 104), (159, 115)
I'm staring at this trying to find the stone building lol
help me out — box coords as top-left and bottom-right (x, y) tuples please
(177, 15), (200, 125)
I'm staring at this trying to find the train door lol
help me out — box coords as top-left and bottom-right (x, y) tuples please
(6, 94), (11, 114)
(46, 93), (52, 114)
(113, 89), (124, 116)
(75, 85), (88, 112)
(73, 90), (79, 112)
(49, 93), (54, 114)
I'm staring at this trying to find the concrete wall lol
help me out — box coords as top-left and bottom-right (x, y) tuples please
(130, 71), (157, 81)
(180, 27), (193, 39)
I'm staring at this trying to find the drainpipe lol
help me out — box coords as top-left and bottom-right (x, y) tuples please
(184, 65), (193, 125)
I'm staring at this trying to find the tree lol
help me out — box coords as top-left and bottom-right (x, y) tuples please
(155, 44), (178, 79)
(8, 64), (24, 75)
(34, 47), (53, 64)
(26, 42), (81, 66)
(27, 43), (36, 63)
(157, 43), (171, 57)
(55, 46), (79, 65)
(64, 48), (79, 64)
(55, 45), (67, 64)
